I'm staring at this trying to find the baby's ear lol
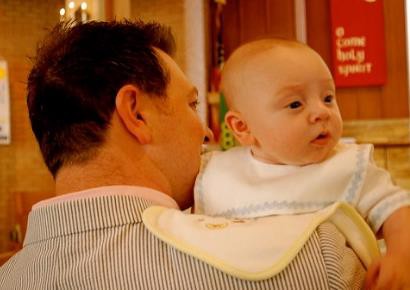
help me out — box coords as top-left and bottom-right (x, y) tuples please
(225, 110), (256, 146)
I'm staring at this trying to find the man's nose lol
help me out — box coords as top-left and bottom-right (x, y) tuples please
(203, 127), (214, 144)
(308, 104), (330, 123)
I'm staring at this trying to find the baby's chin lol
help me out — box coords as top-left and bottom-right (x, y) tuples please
(274, 150), (335, 166)
(252, 147), (335, 166)
(291, 149), (335, 166)
(253, 154), (326, 166)
(297, 156), (328, 166)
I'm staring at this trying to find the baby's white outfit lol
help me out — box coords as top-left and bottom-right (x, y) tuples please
(194, 143), (410, 232)
(140, 143), (388, 282)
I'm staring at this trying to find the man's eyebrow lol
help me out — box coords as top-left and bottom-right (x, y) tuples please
(187, 86), (199, 98)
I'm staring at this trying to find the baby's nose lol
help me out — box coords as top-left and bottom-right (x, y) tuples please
(309, 105), (330, 123)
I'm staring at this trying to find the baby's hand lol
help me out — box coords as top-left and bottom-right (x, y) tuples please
(366, 206), (410, 289)
(365, 252), (410, 290)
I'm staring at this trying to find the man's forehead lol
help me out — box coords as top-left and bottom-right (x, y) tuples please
(155, 48), (189, 81)
(153, 48), (197, 101)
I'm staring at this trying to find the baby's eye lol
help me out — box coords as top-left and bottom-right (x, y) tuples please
(324, 95), (334, 104)
(288, 101), (302, 109)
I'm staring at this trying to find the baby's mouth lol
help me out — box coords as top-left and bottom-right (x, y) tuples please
(311, 132), (331, 145)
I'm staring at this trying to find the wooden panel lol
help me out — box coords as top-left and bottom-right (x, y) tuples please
(387, 147), (410, 190)
(223, 0), (241, 57)
(337, 90), (358, 120)
(265, 0), (295, 39)
(373, 147), (387, 169)
(342, 118), (410, 190)
(105, 0), (114, 20)
(306, 0), (409, 120)
(356, 88), (383, 119)
(381, 0), (409, 118)
(305, 0), (332, 65)
(337, 87), (385, 120)
(239, 0), (268, 43)
(222, 0), (295, 58)
(0, 0), (59, 252)
(342, 118), (410, 145)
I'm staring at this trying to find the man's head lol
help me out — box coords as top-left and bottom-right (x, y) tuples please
(27, 21), (209, 208)
(222, 39), (343, 165)
(28, 20), (175, 176)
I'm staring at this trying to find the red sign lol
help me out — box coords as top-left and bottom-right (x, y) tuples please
(330, 0), (387, 87)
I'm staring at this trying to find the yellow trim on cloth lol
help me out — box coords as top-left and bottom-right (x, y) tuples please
(143, 202), (380, 281)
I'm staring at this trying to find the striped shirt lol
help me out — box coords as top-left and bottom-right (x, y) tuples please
(0, 189), (365, 289)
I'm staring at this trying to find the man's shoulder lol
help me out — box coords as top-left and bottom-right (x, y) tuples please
(0, 203), (367, 289)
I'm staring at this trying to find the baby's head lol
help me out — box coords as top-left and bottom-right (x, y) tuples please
(221, 39), (343, 166)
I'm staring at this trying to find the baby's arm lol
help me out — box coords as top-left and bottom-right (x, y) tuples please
(352, 150), (410, 289)
(365, 206), (410, 290)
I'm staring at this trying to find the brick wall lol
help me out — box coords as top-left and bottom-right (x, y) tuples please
(0, 0), (62, 251)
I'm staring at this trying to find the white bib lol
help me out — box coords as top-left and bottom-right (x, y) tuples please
(143, 202), (380, 281)
(195, 143), (372, 217)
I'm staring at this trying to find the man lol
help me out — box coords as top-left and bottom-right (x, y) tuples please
(0, 21), (366, 289)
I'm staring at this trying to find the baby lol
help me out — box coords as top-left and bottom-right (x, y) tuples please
(195, 39), (410, 288)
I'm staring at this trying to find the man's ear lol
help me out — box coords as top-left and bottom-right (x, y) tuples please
(225, 110), (256, 146)
(115, 84), (152, 144)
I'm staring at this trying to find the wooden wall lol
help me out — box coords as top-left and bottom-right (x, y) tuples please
(222, 0), (295, 57)
(0, 0), (59, 252)
(221, 0), (409, 120)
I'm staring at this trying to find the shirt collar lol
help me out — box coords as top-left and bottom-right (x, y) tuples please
(33, 185), (179, 210)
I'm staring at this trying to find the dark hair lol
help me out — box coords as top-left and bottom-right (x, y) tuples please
(27, 20), (175, 177)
